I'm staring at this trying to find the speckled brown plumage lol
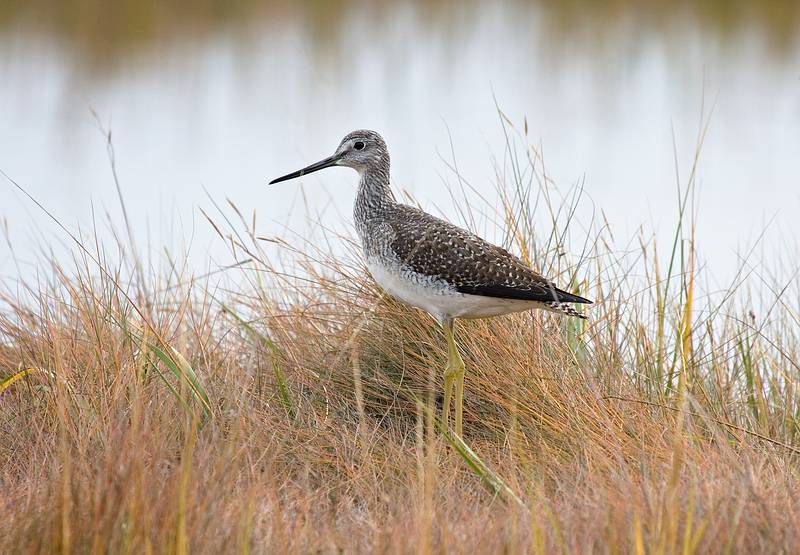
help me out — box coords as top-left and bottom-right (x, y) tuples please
(269, 130), (593, 438)
(271, 129), (592, 321)
(340, 130), (591, 320)
(382, 203), (590, 306)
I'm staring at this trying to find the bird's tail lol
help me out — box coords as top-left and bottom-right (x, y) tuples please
(543, 301), (588, 319)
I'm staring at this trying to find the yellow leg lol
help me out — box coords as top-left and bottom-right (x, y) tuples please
(454, 363), (464, 437)
(443, 318), (466, 437)
(443, 369), (454, 431)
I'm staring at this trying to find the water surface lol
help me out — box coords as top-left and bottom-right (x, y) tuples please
(1, 2), (799, 286)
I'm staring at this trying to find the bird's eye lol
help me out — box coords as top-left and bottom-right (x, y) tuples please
(354, 141), (365, 150)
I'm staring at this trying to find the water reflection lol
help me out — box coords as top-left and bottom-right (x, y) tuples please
(3, 1), (800, 70)
(0, 1), (798, 285)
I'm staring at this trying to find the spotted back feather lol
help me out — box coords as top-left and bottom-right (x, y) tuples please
(344, 130), (592, 318)
(362, 203), (592, 311)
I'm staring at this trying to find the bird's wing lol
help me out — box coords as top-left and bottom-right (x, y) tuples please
(386, 204), (592, 305)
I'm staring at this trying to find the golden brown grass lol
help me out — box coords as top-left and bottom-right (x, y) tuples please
(2, 124), (799, 553)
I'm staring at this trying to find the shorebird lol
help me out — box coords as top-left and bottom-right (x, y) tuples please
(270, 130), (591, 437)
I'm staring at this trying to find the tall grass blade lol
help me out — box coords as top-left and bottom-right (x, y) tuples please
(148, 341), (213, 419)
(435, 418), (527, 510)
(124, 326), (213, 420)
(220, 303), (295, 418)
(0, 366), (32, 394)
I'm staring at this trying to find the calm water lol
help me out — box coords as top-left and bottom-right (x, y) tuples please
(1, 2), (799, 287)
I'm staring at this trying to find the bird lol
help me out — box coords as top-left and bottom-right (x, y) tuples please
(269, 130), (592, 437)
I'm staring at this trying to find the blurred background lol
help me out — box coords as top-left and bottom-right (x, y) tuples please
(1, 1), (798, 285)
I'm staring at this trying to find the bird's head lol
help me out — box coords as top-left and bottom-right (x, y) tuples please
(269, 129), (388, 185)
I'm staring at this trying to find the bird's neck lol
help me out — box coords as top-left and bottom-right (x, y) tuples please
(354, 158), (394, 226)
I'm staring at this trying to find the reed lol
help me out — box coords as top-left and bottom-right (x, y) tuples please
(1, 120), (798, 553)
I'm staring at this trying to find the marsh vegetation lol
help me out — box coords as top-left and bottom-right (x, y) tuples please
(2, 118), (799, 552)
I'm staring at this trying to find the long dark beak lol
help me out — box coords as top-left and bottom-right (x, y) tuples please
(268, 153), (342, 185)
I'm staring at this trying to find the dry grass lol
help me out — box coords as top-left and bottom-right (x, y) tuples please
(2, 122), (800, 554)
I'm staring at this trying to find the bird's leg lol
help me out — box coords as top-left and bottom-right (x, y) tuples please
(442, 318), (466, 437)
(443, 369), (454, 431)
(454, 357), (465, 438)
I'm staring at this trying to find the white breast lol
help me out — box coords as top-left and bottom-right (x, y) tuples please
(365, 257), (537, 321)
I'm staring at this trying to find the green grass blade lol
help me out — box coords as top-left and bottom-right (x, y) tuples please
(146, 342), (213, 419)
(220, 303), (295, 418)
(435, 417), (527, 510)
(0, 367), (33, 394)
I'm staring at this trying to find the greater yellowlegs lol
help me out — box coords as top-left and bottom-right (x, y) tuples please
(270, 130), (592, 437)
